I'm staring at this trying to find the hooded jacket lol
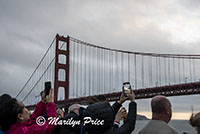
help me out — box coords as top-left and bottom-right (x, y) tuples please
(83, 101), (137, 134)
(59, 111), (81, 134)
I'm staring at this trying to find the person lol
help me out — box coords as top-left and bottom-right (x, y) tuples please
(59, 104), (83, 134)
(189, 112), (200, 134)
(114, 107), (128, 128)
(83, 88), (137, 134)
(139, 95), (179, 134)
(0, 94), (12, 134)
(0, 88), (57, 134)
(57, 108), (64, 118)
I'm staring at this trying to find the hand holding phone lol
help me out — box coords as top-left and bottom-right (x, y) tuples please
(118, 82), (130, 104)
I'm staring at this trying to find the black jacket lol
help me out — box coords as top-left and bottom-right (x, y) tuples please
(112, 102), (137, 134)
(83, 101), (137, 134)
(60, 111), (81, 134)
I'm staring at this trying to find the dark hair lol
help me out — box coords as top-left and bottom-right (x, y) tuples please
(151, 97), (170, 114)
(89, 95), (107, 104)
(0, 94), (12, 110)
(0, 95), (24, 132)
(0, 94), (12, 101)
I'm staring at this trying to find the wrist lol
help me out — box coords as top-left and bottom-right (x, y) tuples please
(118, 100), (123, 104)
(130, 99), (135, 102)
(114, 119), (120, 123)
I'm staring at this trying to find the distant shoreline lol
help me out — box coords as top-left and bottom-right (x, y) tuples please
(136, 114), (189, 121)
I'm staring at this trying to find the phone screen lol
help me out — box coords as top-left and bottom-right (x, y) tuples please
(123, 82), (131, 97)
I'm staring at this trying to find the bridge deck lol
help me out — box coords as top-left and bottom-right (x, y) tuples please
(26, 82), (200, 110)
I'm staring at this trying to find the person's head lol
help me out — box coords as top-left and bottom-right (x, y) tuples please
(68, 104), (81, 115)
(151, 95), (172, 123)
(83, 102), (115, 134)
(89, 95), (107, 104)
(189, 112), (200, 134)
(0, 94), (30, 132)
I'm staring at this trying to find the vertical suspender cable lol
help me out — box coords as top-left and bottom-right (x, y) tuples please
(111, 51), (113, 92)
(103, 49), (106, 92)
(128, 54), (130, 82)
(183, 58), (185, 83)
(109, 51), (111, 93)
(73, 42), (75, 97)
(91, 47), (94, 95)
(116, 52), (118, 90)
(103, 49), (106, 93)
(80, 44), (83, 96)
(142, 55), (144, 88)
(159, 56), (161, 86)
(88, 47), (91, 96)
(150, 56), (152, 87)
(173, 57), (175, 84)
(164, 57), (167, 85)
(193, 58), (196, 82)
(84, 45), (87, 95)
(76, 42), (79, 97)
(148, 56), (151, 87)
(101, 49), (104, 92)
(178, 57), (181, 83)
(168, 58), (171, 85)
(156, 56), (158, 86)
(95, 48), (98, 94)
(121, 53), (124, 83)
(134, 54), (137, 89)
(189, 57), (192, 82)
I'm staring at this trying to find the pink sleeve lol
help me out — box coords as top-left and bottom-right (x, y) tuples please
(31, 101), (46, 124)
(46, 102), (57, 118)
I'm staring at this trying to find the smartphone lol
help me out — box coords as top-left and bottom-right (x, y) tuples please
(45, 81), (51, 97)
(123, 82), (131, 97)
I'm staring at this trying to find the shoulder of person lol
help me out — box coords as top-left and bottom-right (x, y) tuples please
(64, 112), (78, 119)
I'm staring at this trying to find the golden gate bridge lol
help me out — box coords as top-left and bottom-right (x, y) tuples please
(16, 34), (200, 109)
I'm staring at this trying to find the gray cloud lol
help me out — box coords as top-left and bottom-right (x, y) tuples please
(0, 0), (200, 118)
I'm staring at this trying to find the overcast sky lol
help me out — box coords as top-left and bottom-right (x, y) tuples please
(1, 0), (200, 119)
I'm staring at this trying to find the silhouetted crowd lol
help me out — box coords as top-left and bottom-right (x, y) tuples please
(0, 84), (200, 134)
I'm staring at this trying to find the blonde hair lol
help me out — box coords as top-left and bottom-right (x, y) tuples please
(189, 112), (200, 134)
